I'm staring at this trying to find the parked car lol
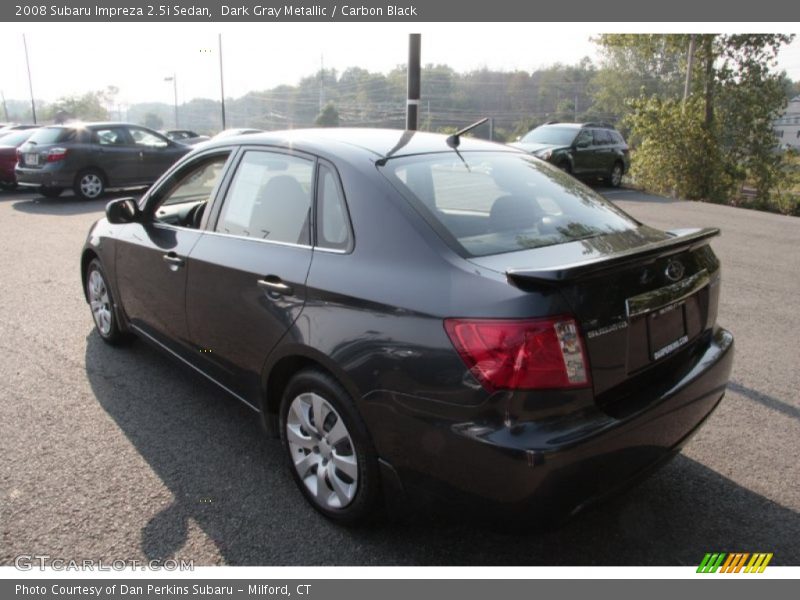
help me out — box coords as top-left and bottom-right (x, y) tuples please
(82, 128), (733, 524)
(0, 128), (38, 190)
(162, 129), (210, 145)
(16, 123), (190, 199)
(511, 122), (630, 187)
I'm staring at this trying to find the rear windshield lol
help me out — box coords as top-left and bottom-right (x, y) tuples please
(380, 152), (639, 257)
(520, 127), (577, 145)
(0, 130), (35, 146)
(27, 127), (77, 145)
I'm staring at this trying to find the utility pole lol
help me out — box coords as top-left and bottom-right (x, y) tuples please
(682, 34), (696, 112)
(22, 34), (37, 124)
(406, 33), (421, 131)
(1, 90), (9, 122)
(319, 54), (325, 112)
(218, 34), (227, 130)
(164, 74), (178, 128)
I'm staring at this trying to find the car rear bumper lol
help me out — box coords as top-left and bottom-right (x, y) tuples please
(15, 165), (71, 188)
(363, 326), (734, 517)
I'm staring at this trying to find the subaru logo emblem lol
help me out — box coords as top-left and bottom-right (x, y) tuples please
(665, 260), (685, 282)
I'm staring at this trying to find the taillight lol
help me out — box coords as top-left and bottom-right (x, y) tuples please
(444, 316), (590, 391)
(47, 147), (68, 162)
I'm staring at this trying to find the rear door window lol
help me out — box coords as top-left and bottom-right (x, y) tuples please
(315, 164), (352, 251)
(215, 150), (314, 245)
(93, 127), (131, 146)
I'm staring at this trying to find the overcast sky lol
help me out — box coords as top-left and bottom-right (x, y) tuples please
(1, 23), (799, 108)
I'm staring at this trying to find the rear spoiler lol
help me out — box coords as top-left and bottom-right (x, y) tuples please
(506, 227), (720, 284)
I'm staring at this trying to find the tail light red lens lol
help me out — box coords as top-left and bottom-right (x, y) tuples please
(444, 316), (590, 391)
(47, 148), (68, 162)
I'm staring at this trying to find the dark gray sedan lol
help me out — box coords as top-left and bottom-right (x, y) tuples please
(81, 128), (733, 524)
(16, 122), (189, 200)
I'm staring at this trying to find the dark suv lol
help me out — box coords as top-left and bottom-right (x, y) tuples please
(511, 122), (630, 187)
(16, 123), (190, 200)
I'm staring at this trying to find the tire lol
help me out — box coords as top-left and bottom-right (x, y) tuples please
(40, 187), (63, 198)
(279, 369), (382, 524)
(558, 160), (572, 174)
(85, 258), (130, 345)
(0, 181), (17, 191)
(74, 169), (106, 200)
(607, 162), (624, 188)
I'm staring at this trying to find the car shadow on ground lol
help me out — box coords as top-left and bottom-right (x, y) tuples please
(84, 332), (799, 566)
(11, 191), (142, 215)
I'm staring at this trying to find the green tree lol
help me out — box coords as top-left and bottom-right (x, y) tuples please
(314, 102), (340, 127)
(598, 34), (794, 208)
(44, 90), (110, 123)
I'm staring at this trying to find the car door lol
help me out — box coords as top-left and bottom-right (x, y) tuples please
(90, 126), (139, 186)
(114, 150), (233, 360)
(185, 148), (315, 402)
(127, 126), (182, 183)
(571, 129), (594, 175)
(592, 128), (614, 175)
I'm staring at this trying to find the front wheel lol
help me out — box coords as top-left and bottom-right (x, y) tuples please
(279, 369), (381, 524)
(86, 258), (129, 345)
(74, 170), (106, 200)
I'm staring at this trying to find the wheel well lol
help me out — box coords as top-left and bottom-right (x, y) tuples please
(262, 355), (351, 434)
(80, 249), (98, 301)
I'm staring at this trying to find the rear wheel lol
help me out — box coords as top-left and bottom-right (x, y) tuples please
(607, 162), (624, 187)
(40, 187), (63, 198)
(279, 369), (381, 524)
(74, 169), (106, 200)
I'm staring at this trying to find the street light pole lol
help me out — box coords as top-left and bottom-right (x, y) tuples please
(22, 34), (37, 124)
(164, 74), (178, 128)
(218, 34), (226, 130)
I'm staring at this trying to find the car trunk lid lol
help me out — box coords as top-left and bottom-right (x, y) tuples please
(469, 226), (722, 397)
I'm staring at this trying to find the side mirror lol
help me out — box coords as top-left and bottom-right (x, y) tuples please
(106, 197), (140, 224)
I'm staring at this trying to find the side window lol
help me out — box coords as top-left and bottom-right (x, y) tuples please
(574, 130), (592, 146)
(94, 127), (130, 146)
(316, 165), (352, 251)
(153, 154), (229, 228)
(130, 128), (169, 149)
(593, 129), (612, 145)
(216, 150), (314, 245)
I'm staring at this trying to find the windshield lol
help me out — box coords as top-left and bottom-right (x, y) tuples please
(520, 126), (577, 146)
(380, 152), (638, 257)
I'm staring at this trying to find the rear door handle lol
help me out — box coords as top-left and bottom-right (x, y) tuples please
(162, 252), (185, 268)
(257, 276), (293, 296)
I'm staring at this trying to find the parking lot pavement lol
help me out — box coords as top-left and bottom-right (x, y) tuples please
(1, 186), (798, 566)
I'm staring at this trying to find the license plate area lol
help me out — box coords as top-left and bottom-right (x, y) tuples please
(25, 153), (39, 166)
(648, 301), (688, 360)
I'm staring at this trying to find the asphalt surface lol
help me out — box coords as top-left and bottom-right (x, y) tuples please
(1, 185), (798, 566)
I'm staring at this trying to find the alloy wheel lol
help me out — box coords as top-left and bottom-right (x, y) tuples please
(88, 269), (112, 335)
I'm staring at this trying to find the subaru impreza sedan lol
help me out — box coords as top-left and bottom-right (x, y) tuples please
(81, 128), (733, 524)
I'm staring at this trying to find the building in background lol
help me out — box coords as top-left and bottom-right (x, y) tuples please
(774, 95), (800, 149)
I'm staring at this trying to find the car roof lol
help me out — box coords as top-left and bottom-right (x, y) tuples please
(538, 122), (617, 130)
(200, 127), (514, 160)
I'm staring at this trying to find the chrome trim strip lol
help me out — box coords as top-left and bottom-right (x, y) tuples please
(625, 269), (710, 319)
(130, 324), (261, 413)
(200, 228), (313, 250)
